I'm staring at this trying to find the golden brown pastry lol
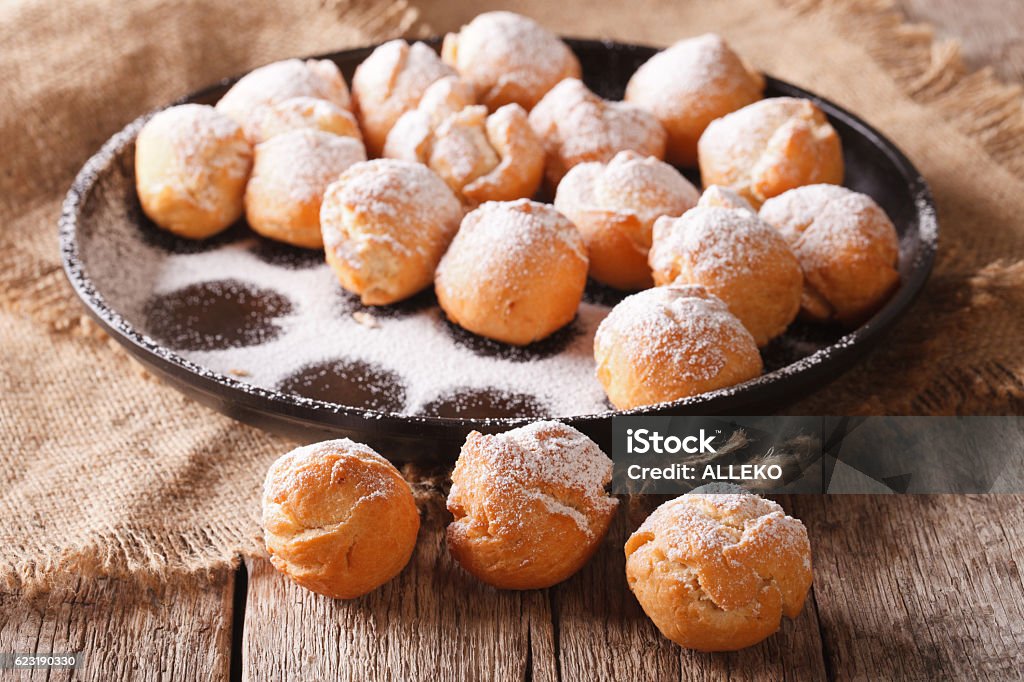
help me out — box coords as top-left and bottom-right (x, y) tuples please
(442, 11), (581, 111)
(248, 96), (362, 145)
(759, 184), (900, 325)
(697, 184), (755, 212)
(244, 129), (366, 248)
(554, 150), (699, 290)
(625, 493), (812, 651)
(135, 103), (252, 239)
(382, 75), (478, 161)
(435, 199), (588, 345)
(351, 40), (456, 157)
(387, 102), (544, 205)
(649, 205), (803, 346)
(529, 78), (667, 189)
(625, 33), (764, 167)
(262, 439), (420, 600)
(446, 420), (618, 590)
(321, 159), (463, 305)
(594, 284), (762, 409)
(698, 97), (843, 206)
(216, 58), (352, 142)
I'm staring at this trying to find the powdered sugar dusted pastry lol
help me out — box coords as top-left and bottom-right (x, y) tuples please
(698, 97), (843, 206)
(446, 420), (618, 590)
(321, 159), (463, 305)
(435, 199), (588, 345)
(698, 184), (755, 212)
(594, 284), (762, 409)
(351, 40), (456, 157)
(244, 129), (366, 248)
(248, 96), (362, 145)
(625, 34), (764, 167)
(442, 11), (581, 111)
(383, 76), (478, 161)
(529, 78), (667, 189)
(135, 104), (252, 239)
(216, 59), (352, 141)
(262, 439), (420, 600)
(625, 493), (812, 651)
(649, 206), (803, 346)
(759, 184), (900, 325)
(555, 151), (699, 290)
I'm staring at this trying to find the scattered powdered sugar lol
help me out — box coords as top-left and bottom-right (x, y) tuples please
(759, 184), (899, 270)
(263, 437), (392, 501)
(250, 129), (366, 204)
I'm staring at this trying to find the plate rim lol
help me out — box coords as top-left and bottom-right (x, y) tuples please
(59, 36), (938, 437)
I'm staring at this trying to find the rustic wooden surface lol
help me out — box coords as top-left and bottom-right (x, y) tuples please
(3, 2), (1023, 680)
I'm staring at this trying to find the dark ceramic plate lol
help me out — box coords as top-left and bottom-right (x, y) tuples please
(60, 38), (937, 461)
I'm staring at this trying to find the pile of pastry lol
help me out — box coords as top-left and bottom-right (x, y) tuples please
(134, 10), (900, 408)
(262, 426), (813, 652)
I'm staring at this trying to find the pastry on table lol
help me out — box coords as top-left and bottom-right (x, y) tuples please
(649, 201), (803, 346)
(554, 150), (699, 290)
(244, 128), (366, 248)
(759, 184), (900, 325)
(320, 158), (463, 305)
(446, 420), (618, 590)
(594, 284), (762, 409)
(387, 102), (544, 205)
(698, 97), (843, 206)
(435, 199), (588, 345)
(248, 96), (362, 145)
(215, 58), (352, 142)
(625, 492), (812, 651)
(262, 439), (420, 600)
(442, 11), (581, 111)
(351, 39), (455, 157)
(625, 33), (764, 167)
(135, 103), (252, 239)
(529, 78), (667, 190)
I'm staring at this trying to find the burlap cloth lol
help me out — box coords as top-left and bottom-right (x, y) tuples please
(1, 0), (1022, 594)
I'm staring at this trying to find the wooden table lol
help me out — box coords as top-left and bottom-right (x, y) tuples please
(3, 2), (1023, 680)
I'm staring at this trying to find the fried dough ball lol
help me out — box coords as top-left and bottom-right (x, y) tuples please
(625, 33), (764, 167)
(554, 151), (699, 290)
(248, 96), (362, 145)
(594, 284), (762, 409)
(698, 97), (843, 206)
(759, 184), (900, 325)
(649, 205), (803, 346)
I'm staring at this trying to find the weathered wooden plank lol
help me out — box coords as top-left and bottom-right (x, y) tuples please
(551, 495), (829, 682)
(792, 495), (1024, 680)
(0, 571), (234, 682)
(240, 487), (544, 681)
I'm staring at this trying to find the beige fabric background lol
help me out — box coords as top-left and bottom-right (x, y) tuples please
(1, 0), (1022, 594)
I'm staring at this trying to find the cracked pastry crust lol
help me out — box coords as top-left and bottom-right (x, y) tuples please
(698, 97), (843, 207)
(261, 439), (420, 600)
(248, 96), (362, 145)
(625, 33), (764, 167)
(351, 39), (456, 157)
(441, 11), (581, 111)
(554, 150), (699, 290)
(135, 103), (253, 239)
(445, 421), (618, 590)
(759, 184), (900, 326)
(529, 78), (667, 190)
(624, 493), (812, 652)
(649, 203), (804, 346)
(321, 159), (463, 305)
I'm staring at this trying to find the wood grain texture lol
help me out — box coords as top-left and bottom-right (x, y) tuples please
(793, 495), (1024, 680)
(0, 572), (234, 681)
(240, 488), (547, 681)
